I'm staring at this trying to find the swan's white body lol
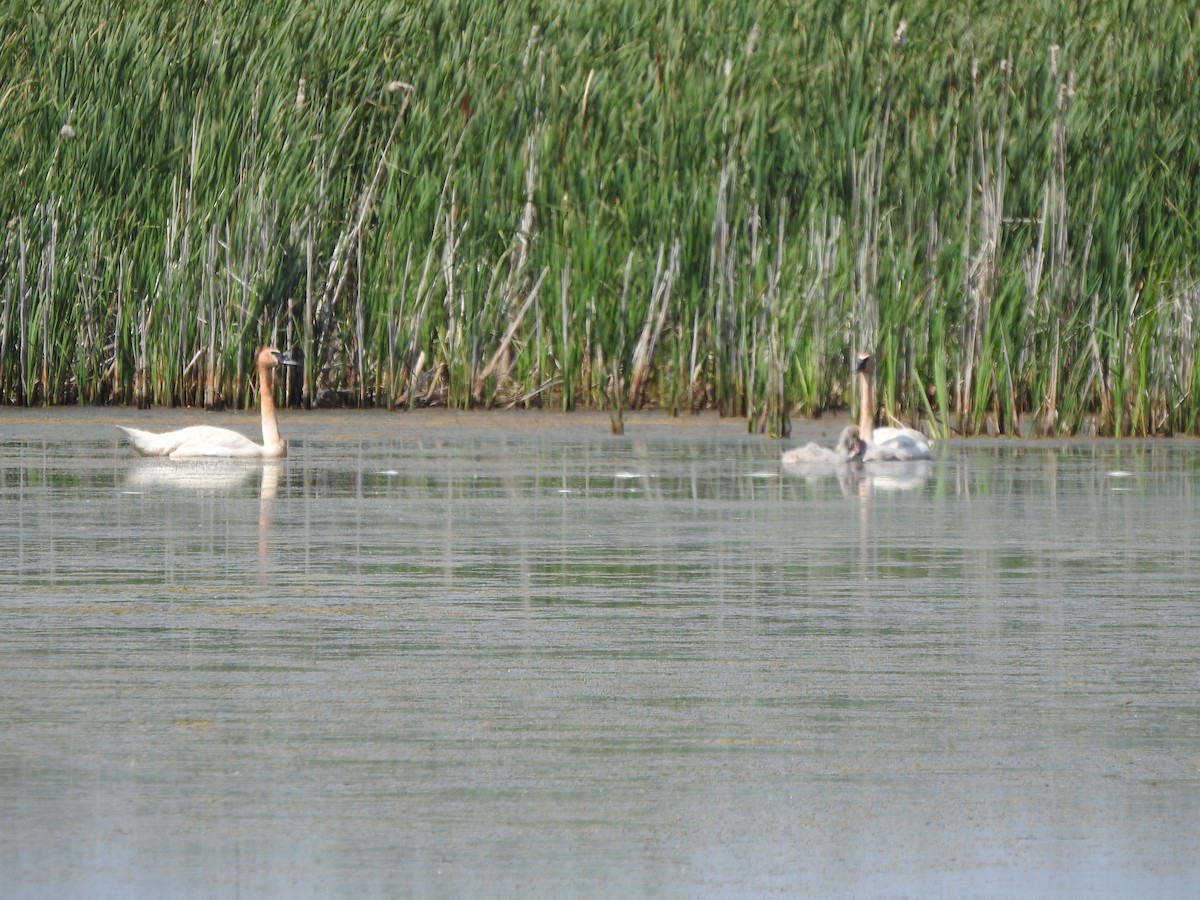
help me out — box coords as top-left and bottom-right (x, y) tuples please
(782, 425), (866, 467)
(118, 347), (295, 460)
(862, 433), (930, 462)
(117, 424), (284, 459)
(855, 352), (933, 462)
(870, 425), (929, 446)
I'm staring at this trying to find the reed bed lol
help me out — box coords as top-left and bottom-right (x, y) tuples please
(3, 0), (1199, 435)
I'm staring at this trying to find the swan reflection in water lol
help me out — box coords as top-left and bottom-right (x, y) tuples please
(123, 460), (281, 498)
(781, 448), (932, 496)
(122, 461), (283, 571)
(843, 459), (932, 495)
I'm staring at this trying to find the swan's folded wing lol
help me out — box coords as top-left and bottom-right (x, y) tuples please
(863, 434), (932, 462)
(165, 426), (260, 459)
(117, 425), (182, 456)
(118, 424), (260, 459)
(873, 426), (933, 447)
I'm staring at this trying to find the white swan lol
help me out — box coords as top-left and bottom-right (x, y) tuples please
(782, 425), (866, 467)
(118, 347), (297, 459)
(854, 351), (933, 461)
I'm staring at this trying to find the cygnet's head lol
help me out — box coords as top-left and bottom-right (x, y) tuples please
(838, 425), (867, 460)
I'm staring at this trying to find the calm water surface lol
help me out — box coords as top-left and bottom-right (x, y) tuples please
(2, 408), (1198, 898)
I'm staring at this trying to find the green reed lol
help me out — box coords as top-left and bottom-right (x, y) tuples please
(2, 0), (1199, 435)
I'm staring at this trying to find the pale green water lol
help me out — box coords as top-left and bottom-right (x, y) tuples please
(1, 409), (1198, 898)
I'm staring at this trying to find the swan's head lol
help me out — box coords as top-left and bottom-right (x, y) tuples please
(838, 425), (867, 461)
(257, 346), (299, 369)
(854, 351), (875, 376)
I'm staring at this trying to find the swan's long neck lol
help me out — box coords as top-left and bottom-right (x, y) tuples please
(258, 362), (286, 458)
(857, 369), (876, 444)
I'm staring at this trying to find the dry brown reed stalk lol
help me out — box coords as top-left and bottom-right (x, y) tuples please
(608, 354), (624, 435)
(311, 91), (412, 398)
(471, 116), (545, 405)
(629, 240), (680, 409)
(134, 298), (150, 409)
(473, 266), (550, 400)
(851, 141), (883, 358)
(18, 224), (29, 405)
(755, 207), (788, 437)
(558, 259), (571, 410)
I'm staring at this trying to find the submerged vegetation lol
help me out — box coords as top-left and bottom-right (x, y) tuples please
(2, 0), (1200, 435)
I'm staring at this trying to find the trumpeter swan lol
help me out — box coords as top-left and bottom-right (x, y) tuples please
(781, 425), (866, 466)
(854, 352), (933, 461)
(118, 347), (297, 459)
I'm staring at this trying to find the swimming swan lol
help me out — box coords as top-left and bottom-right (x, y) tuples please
(118, 347), (297, 459)
(782, 425), (866, 466)
(854, 352), (933, 462)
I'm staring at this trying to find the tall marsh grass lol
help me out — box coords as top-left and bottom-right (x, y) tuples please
(3, 0), (1199, 435)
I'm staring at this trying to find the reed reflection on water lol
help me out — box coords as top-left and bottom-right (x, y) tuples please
(1, 410), (1198, 898)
